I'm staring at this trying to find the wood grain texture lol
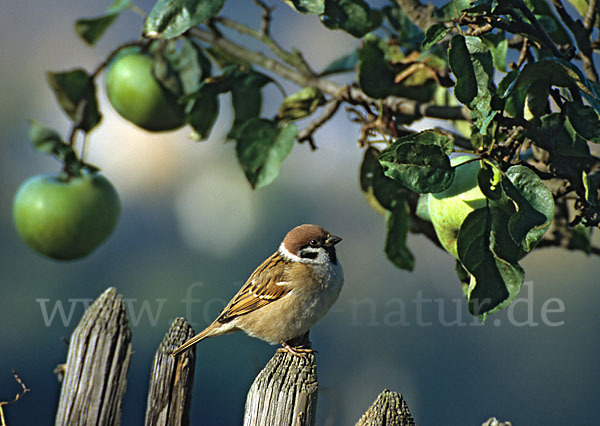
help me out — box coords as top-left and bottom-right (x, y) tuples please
(55, 287), (132, 426)
(144, 317), (196, 426)
(356, 389), (415, 426)
(244, 351), (318, 426)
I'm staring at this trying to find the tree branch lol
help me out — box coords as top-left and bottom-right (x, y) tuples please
(584, 0), (598, 32)
(297, 98), (342, 149)
(514, 0), (565, 59)
(215, 17), (316, 76)
(490, 10), (563, 59)
(188, 27), (471, 122)
(253, 0), (274, 36)
(551, 0), (599, 81)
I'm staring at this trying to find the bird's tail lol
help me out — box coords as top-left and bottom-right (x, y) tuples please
(171, 327), (214, 357)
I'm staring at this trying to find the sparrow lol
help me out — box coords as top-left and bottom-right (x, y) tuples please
(172, 224), (343, 357)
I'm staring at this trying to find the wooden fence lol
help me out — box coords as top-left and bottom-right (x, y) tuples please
(52, 287), (508, 426)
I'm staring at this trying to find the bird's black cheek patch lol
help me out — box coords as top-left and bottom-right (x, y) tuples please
(300, 251), (318, 260)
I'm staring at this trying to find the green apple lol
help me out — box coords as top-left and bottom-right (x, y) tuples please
(105, 49), (185, 131)
(13, 172), (121, 260)
(428, 156), (486, 258)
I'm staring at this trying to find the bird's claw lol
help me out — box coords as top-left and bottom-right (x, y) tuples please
(278, 340), (316, 357)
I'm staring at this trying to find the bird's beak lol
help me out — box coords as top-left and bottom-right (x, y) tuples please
(325, 235), (342, 246)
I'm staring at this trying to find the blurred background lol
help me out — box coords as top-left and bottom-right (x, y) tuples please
(1, 1), (599, 425)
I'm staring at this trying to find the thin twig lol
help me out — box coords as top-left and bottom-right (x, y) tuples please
(190, 26), (315, 88)
(515, 37), (529, 69)
(67, 40), (145, 155)
(297, 98), (343, 149)
(551, 0), (577, 28)
(584, 0), (598, 32)
(551, 0), (599, 81)
(215, 17), (316, 76)
(67, 100), (88, 147)
(470, 23), (493, 36)
(0, 370), (30, 426)
(128, 3), (147, 19)
(254, 0), (274, 36)
(514, 0), (565, 58)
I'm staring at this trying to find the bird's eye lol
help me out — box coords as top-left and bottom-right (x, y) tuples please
(309, 239), (319, 247)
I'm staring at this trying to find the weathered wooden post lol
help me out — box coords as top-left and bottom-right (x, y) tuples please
(356, 389), (415, 426)
(50, 287), (453, 425)
(482, 418), (512, 426)
(55, 287), (132, 426)
(244, 351), (318, 426)
(144, 317), (196, 426)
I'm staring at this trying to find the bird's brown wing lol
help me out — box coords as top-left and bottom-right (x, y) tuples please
(216, 252), (291, 323)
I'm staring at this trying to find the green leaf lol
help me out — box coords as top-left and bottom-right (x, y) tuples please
(422, 23), (451, 50)
(185, 89), (219, 140)
(282, 0), (325, 14)
(497, 69), (520, 98)
(183, 66), (263, 98)
(565, 102), (600, 143)
(381, 4), (423, 49)
(457, 207), (524, 316)
(278, 87), (326, 121)
(235, 119), (297, 188)
(178, 65), (272, 140)
(148, 41), (187, 100)
(144, 0), (226, 39)
(321, 50), (359, 76)
(523, 0), (572, 45)
(524, 79), (550, 119)
(166, 38), (212, 96)
(433, 0), (471, 21)
(322, 0), (382, 38)
(448, 35), (477, 105)
(28, 120), (81, 169)
(477, 162), (503, 201)
(379, 141), (454, 194)
(503, 165), (554, 252)
(358, 39), (396, 99)
(462, 36), (496, 133)
(506, 58), (600, 117)
(74, 0), (131, 45)
(182, 65), (272, 141)
(554, 59), (600, 113)
(409, 128), (454, 152)
(464, 0), (498, 13)
(530, 113), (591, 158)
(449, 35), (498, 133)
(46, 69), (101, 132)
(570, 223), (592, 254)
(359, 37), (398, 99)
(481, 33), (508, 72)
(28, 120), (67, 155)
(411, 129), (455, 154)
(228, 71), (272, 139)
(360, 147), (408, 212)
(359, 35), (437, 101)
(385, 203), (415, 271)
(455, 259), (471, 296)
(583, 171), (598, 207)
